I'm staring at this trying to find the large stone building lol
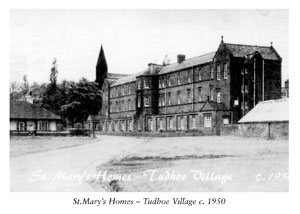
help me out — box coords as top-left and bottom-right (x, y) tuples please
(95, 37), (282, 134)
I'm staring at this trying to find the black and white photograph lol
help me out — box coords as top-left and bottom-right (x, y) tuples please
(9, 9), (289, 193)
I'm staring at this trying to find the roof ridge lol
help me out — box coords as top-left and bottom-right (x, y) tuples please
(225, 43), (271, 48)
(164, 51), (216, 67)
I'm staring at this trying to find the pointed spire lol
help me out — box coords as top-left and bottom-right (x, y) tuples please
(96, 44), (108, 88)
(97, 44), (107, 68)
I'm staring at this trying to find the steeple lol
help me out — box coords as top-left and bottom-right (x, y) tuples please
(96, 44), (108, 88)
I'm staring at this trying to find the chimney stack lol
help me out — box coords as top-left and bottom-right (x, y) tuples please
(177, 54), (186, 63)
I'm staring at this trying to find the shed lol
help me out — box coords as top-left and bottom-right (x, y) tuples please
(238, 98), (289, 138)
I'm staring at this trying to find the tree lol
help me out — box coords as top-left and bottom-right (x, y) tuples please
(50, 58), (58, 88)
(21, 74), (29, 96)
(10, 81), (22, 100)
(60, 78), (102, 126)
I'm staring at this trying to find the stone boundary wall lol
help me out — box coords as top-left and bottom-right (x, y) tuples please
(221, 122), (288, 139)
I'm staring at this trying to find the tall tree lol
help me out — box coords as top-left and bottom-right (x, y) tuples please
(21, 74), (29, 96)
(50, 58), (58, 88)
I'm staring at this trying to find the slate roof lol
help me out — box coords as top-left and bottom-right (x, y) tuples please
(158, 52), (216, 74)
(107, 73), (129, 80)
(224, 43), (281, 60)
(110, 71), (144, 87)
(10, 101), (61, 120)
(238, 98), (288, 123)
(106, 42), (281, 87)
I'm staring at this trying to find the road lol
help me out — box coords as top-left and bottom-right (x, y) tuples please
(10, 136), (141, 192)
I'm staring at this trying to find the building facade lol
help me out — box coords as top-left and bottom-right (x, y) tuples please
(96, 38), (282, 134)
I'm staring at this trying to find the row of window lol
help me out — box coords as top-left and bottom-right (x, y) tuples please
(147, 114), (212, 131)
(108, 63), (228, 99)
(103, 119), (134, 132)
(17, 121), (49, 131)
(158, 63), (228, 89)
(158, 88), (222, 107)
(110, 83), (136, 98)
(109, 88), (223, 112)
(110, 99), (135, 113)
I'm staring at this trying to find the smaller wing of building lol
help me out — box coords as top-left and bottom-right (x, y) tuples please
(238, 98), (289, 123)
(10, 100), (61, 132)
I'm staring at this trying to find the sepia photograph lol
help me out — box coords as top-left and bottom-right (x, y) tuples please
(9, 9), (289, 192)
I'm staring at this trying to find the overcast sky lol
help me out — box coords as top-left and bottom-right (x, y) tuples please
(10, 9), (288, 85)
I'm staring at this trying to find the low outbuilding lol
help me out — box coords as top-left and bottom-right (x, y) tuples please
(238, 98), (289, 139)
(10, 100), (61, 132)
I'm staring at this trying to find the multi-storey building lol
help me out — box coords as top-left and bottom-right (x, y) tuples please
(95, 37), (282, 134)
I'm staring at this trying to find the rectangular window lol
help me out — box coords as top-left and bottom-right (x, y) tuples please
(204, 114), (212, 128)
(177, 91), (181, 104)
(198, 87), (202, 102)
(177, 116), (181, 130)
(188, 71), (191, 83)
(170, 117), (174, 130)
(198, 69), (202, 81)
(137, 80), (141, 90)
(181, 116), (185, 130)
(167, 92), (171, 106)
(137, 96), (141, 108)
(211, 67), (214, 79)
(159, 118), (163, 130)
(187, 89), (191, 103)
(217, 65), (221, 80)
(122, 86), (125, 95)
(210, 87), (214, 101)
(128, 99), (131, 110)
(122, 100), (125, 111)
(144, 95), (150, 107)
(190, 115), (196, 129)
(177, 73), (181, 85)
(18, 121), (25, 131)
(168, 75), (172, 87)
(223, 117), (229, 125)
(224, 63), (228, 79)
(144, 79), (149, 89)
(162, 94), (165, 106)
(217, 91), (221, 103)
(159, 95), (161, 107)
(161, 78), (165, 88)
(38, 121), (49, 131)
(115, 101), (119, 112)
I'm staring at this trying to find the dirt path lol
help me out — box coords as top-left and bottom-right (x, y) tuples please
(10, 136), (143, 192)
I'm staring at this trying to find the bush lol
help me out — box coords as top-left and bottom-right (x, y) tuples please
(69, 128), (91, 136)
